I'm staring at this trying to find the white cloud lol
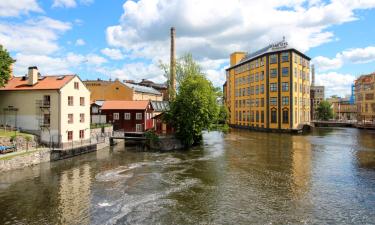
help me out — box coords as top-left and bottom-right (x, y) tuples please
(101, 48), (124, 60)
(52, 0), (94, 8)
(0, 17), (71, 54)
(75, 39), (86, 46)
(312, 56), (343, 71)
(106, 0), (375, 86)
(339, 46), (375, 64)
(13, 52), (107, 76)
(316, 72), (356, 97)
(0, 0), (43, 17)
(313, 46), (375, 71)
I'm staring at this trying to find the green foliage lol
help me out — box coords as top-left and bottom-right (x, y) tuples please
(145, 129), (159, 142)
(316, 100), (333, 121)
(217, 105), (229, 124)
(163, 54), (219, 147)
(10, 134), (17, 142)
(0, 45), (14, 87)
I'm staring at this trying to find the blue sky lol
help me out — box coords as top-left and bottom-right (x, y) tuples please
(1, 0), (375, 97)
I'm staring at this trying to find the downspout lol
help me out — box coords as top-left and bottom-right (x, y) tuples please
(58, 90), (61, 148)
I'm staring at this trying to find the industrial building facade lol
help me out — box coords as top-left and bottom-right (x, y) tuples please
(355, 73), (375, 124)
(224, 39), (311, 131)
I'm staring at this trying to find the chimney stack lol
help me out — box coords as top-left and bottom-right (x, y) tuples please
(169, 27), (176, 99)
(311, 64), (315, 87)
(28, 66), (38, 86)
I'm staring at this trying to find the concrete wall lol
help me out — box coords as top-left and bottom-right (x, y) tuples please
(133, 92), (163, 101)
(91, 115), (106, 124)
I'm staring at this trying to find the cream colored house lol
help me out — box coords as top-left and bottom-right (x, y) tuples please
(0, 66), (90, 149)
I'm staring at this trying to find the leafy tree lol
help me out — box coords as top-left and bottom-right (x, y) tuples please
(217, 105), (229, 124)
(0, 45), (14, 87)
(162, 54), (219, 147)
(316, 100), (333, 121)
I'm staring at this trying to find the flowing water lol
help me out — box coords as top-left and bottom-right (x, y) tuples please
(1, 128), (375, 225)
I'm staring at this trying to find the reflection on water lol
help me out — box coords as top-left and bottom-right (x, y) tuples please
(0, 128), (375, 224)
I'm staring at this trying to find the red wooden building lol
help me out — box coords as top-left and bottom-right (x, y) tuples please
(101, 100), (154, 132)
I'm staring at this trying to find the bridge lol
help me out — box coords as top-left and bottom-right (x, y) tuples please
(109, 131), (148, 146)
(311, 120), (356, 128)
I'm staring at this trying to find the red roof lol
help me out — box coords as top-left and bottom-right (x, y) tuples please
(101, 100), (151, 110)
(0, 75), (75, 91)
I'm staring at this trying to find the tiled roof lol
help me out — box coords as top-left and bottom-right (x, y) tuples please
(0, 75), (75, 91)
(101, 100), (151, 110)
(124, 83), (162, 95)
(151, 101), (169, 112)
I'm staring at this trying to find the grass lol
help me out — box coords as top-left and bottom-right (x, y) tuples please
(0, 129), (34, 138)
(90, 123), (112, 129)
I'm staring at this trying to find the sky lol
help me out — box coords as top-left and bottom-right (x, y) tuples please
(1, 0), (375, 98)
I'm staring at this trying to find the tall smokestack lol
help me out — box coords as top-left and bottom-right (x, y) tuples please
(169, 27), (176, 99)
(311, 64), (315, 87)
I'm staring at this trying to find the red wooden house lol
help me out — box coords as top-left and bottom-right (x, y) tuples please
(101, 100), (154, 132)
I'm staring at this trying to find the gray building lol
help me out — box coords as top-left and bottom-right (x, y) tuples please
(310, 65), (325, 120)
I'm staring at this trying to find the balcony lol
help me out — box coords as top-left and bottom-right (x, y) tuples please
(40, 101), (51, 108)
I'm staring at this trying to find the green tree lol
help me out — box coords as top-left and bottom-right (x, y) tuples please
(0, 45), (14, 87)
(162, 54), (219, 147)
(316, 100), (333, 121)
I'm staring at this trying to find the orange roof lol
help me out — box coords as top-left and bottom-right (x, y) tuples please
(0, 75), (75, 91)
(101, 100), (151, 110)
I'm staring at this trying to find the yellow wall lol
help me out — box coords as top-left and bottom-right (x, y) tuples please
(230, 52), (246, 67)
(226, 49), (310, 131)
(84, 80), (134, 102)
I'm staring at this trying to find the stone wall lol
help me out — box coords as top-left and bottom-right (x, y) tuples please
(0, 135), (37, 151)
(0, 148), (50, 172)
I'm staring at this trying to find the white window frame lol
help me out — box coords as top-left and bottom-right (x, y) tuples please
(136, 124), (143, 132)
(124, 113), (131, 120)
(113, 113), (119, 120)
(136, 113), (142, 120)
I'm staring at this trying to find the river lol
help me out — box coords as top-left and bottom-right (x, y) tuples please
(0, 128), (375, 225)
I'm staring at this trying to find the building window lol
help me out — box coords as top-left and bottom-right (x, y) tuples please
(68, 96), (73, 106)
(270, 97), (277, 106)
(271, 110), (277, 123)
(124, 113), (131, 120)
(68, 131), (73, 141)
(79, 130), (84, 139)
(74, 82), (79, 89)
(294, 82), (297, 92)
(256, 111), (259, 122)
(270, 69), (277, 78)
(43, 95), (50, 106)
(260, 71), (264, 80)
(43, 114), (50, 126)
(80, 113), (85, 123)
(283, 110), (289, 123)
(281, 52), (289, 62)
(282, 82), (289, 92)
(68, 114), (73, 124)
(282, 67), (289, 76)
(270, 54), (277, 64)
(113, 113), (119, 120)
(255, 85), (259, 94)
(261, 98), (264, 107)
(136, 113), (142, 120)
(282, 96), (289, 105)
(80, 97), (85, 106)
(270, 83), (277, 92)
(294, 68), (297, 77)
(261, 111), (264, 123)
(260, 84), (264, 94)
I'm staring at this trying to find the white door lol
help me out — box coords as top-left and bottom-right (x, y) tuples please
(136, 124), (143, 132)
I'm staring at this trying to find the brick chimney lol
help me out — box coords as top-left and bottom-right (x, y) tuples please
(28, 66), (38, 86)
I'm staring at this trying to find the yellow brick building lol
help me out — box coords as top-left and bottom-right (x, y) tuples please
(355, 73), (375, 124)
(224, 39), (311, 131)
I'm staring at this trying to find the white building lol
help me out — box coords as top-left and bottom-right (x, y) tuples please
(0, 66), (91, 149)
